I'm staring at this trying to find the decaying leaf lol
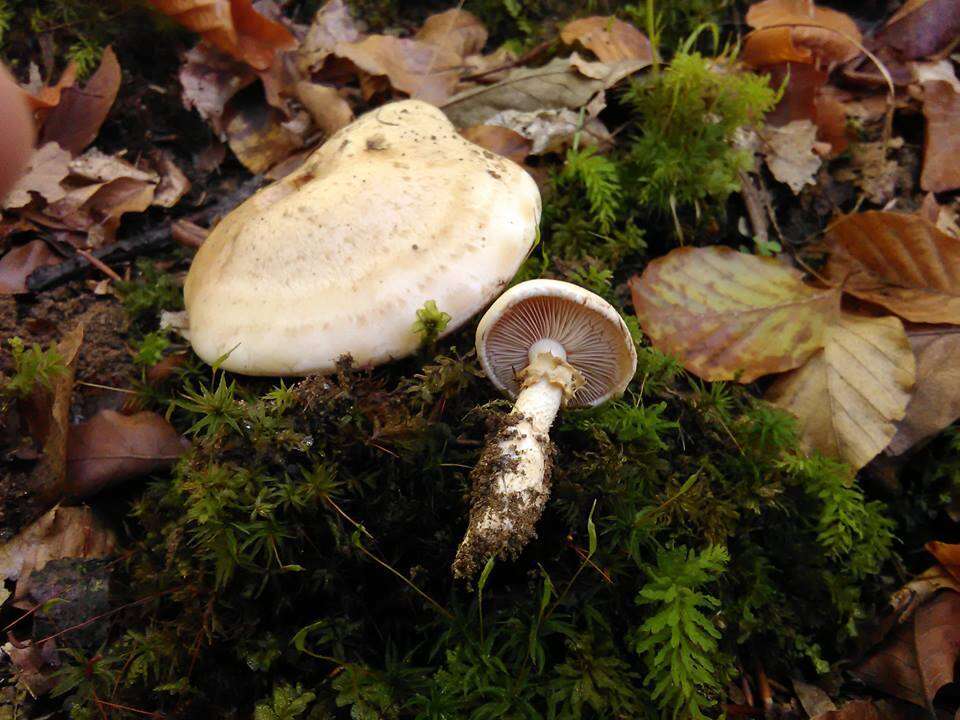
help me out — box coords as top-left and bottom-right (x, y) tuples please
(824, 211), (960, 325)
(926, 541), (960, 584)
(224, 101), (305, 173)
(887, 326), (960, 455)
(629, 246), (840, 382)
(294, 81), (353, 135)
(152, 151), (192, 208)
(296, 0), (363, 74)
(148, 0), (297, 71)
(792, 678), (836, 718)
(745, 0), (863, 66)
(834, 138), (905, 205)
(21, 61), (78, 112)
(66, 410), (187, 499)
(759, 119), (823, 194)
(767, 313), (915, 471)
(483, 106), (611, 155)
(878, 0), (960, 60)
(459, 125), (532, 165)
(560, 16), (654, 65)
(415, 8), (488, 58)
(816, 700), (882, 720)
(1, 142), (72, 209)
(179, 44), (257, 135)
(0, 241), (60, 295)
(851, 590), (960, 708)
(892, 565), (960, 621)
(0, 505), (116, 602)
(920, 80), (960, 193)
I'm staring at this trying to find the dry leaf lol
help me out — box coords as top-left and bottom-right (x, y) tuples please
(817, 701), (882, 720)
(745, 0), (862, 65)
(294, 81), (353, 135)
(878, 0), (960, 60)
(887, 326), (960, 455)
(152, 152), (192, 208)
(416, 9), (488, 58)
(767, 313), (915, 471)
(82, 177), (158, 247)
(65, 410), (187, 499)
(225, 101), (304, 173)
(179, 44), (257, 135)
(149, 0), (297, 71)
(460, 125), (532, 165)
(0, 241), (60, 295)
(483, 107), (611, 155)
(926, 541), (960, 584)
(834, 138), (905, 205)
(824, 211), (960, 324)
(333, 35), (463, 105)
(0, 506), (115, 603)
(851, 591), (960, 708)
(920, 80), (960, 193)
(759, 119), (822, 194)
(629, 246), (840, 382)
(1, 142), (72, 209)
(21, 61), (78, 112)
(560, 16), (654, 65)
(296, 0), (362, 75)
(892, 565), (960, 621)
(792, 678), (837, 718)
(39, 47), (121, 156)
(68, 148), (158, 184)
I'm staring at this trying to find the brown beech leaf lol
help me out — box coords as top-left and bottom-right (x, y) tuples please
(460, 125), (532, 165)
(920, 80), (960, 193)
(148, 0), (296, 71)
(878, 0), (960, 60)
(179, 44), (257, 135)
(333, 35), (463, 105)
(296, 0), (362, 74)
(224, 101), (304, 173)
(767, 313), (915, 471)
(560, 16), (654, 65)
(759, 119), (823, 194)
(824, 211), (960, 324)
(294, 81), (353, 135)
(0, 506), (116, 602)
(629, 246), (840, 382)
(39, 47), (121, 156)
(816, 700), (883, 720)
(83, 177), (158, 247)
(887, 326), (960, 455)
(926, 541), (960, 584)
(1, 142), (72, 209)
(0, 241), (60, 295)
(851, 591), (960, 708)
(152, 152), (191, 208)
(416, 9), (488, 58)
(745, 0), (862, 65)
(65, 410), (187, 499)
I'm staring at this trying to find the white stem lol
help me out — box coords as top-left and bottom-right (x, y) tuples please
(453, 343), (578, 579)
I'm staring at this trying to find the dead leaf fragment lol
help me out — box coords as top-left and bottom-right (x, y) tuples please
(225, 102), (304, 173)
(817, 700), (882, 720)
(926, 541), (960, 584)
(179, 44), (257, 135)
(629, 246), (840, 382)
(560, 16), (654, 65)
(149, 0), (297, 71)
(879, 0), (960, 60)
(21, 61), (78, 112)
(484, 107), (611, 155)
(835, 138), (905, 205)
(0, 241), (60, 295)
(824, 211), (960, 324)
(920, 80), (960, 193)
(296, 0), (362, 74)
(1, 142), (72, 209)
(746, 0), (863, 65)
(152, 152), (192, 208)
(416, 9), (488, 58)
(460, 125), (532, 165)
(767, 313), (915, 471)
(759, 119), (822, 194)
(792, 678), (836, 718)
(294, 81), (353, 135)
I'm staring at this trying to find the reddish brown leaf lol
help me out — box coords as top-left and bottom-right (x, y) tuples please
(149, 0), (296, 71)
(1, 142), (72, 210)
(920, 80), (960, 193)
(824, 211), (960, 324)
(817, 700), (882, 720)
(926, 541), (960, 584)
(65, 410), (187, 499)
(460, 125), (532, 165)
(629, 246), (840, 382)
(745, 0), (862, 66)
(416, 9), (488, 58)
(39, 47), (121, 156)
(171, 219), (210, 248)
(82, 177), (158, 247)
(851, 591), (960, 708)
(20, 61), (78, 112)
(878, 0), (960, 60)
(560, 16), (654, 65)
(0, 241), (60, 295)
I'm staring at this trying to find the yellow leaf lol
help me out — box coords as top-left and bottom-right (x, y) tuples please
(629, 246), (839, 382)
(767, 313), (916, 470)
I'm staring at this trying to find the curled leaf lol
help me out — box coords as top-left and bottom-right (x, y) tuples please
(560, 16), (654, 65)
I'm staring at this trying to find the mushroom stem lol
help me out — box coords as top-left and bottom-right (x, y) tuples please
(453, 343), (582, 578)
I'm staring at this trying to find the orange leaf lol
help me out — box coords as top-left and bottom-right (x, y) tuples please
(926, 541), (960, 584)
(745, 0), (862, 66)
(149, 0), (296, 71)
(560, 16), (654, 65)
(416, 8), (488, 58)
(21, 62), (78, 111)
(920, 80), (960, 193)
(629, 246), (839, 382)
(824, 211), (960, 324)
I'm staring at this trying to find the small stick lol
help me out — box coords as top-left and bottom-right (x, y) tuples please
(74, 248), (122, 281)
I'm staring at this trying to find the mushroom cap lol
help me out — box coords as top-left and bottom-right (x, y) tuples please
(476, 279), (637, 407)
(184, 100), (541, 376)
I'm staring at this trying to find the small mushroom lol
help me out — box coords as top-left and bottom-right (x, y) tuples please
(183, 100), (540, 376)
(453, 279), (637, 578)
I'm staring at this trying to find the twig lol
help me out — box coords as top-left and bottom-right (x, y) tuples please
(27, 175), (264, 292)
(738, 168), (769, 247)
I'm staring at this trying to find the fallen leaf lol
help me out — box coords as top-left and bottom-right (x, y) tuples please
(878, 0), (960, 60)
(68, 148), (158, 185)
(629, 246), (840, 382)
(817, 700), (882, 720)
(3, 637), (59, 696)
(887, 326), (960, 455)
(851, 591), (960, 708)
(39, 47), (121, 156)
(824, 211), (960, 324)
(792, 678), (836, 718)
(0, 505), (116, 601)
(460, 125), (532, 165)
(767, 313), (915, 471)
(82, 177), (158, 247)
(148, 0), (297, 71)
(560, 16), (654, 65)
(225, 101), (304, 173)
(892, 565), (960, 622)
(333, 35), (463, 104)
(746, 0), (863, 65)
(1, 142), (72, 209)
(152, 152), (192, 208)
(179, 44), (257, 135)
(920, 80), (960, 193)
(21, 61), (78, 112)
(294, 81), (353, 135)
(442, 55), (635, 128)
(482, 107), (611, 155)
(296, 0), (362, 75)
(416, 9), (488, 58)
(0, 241), (60, 295)
(65, 410), (187, 499)
(926, 541), (960, 584)
(759, 119), (822, 194)
(834, 138), (905, 205)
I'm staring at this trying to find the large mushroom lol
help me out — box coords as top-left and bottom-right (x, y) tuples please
(183, 100), (540, 375)
(453, 279), (637, 578)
